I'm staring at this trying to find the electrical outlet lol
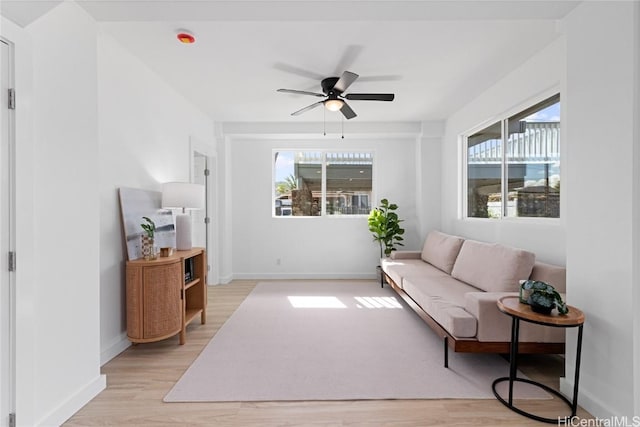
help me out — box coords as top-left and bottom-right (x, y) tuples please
(276, 258), (281, 266)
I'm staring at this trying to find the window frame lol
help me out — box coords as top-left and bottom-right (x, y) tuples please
(461, 92), (561, 221)
(272, 149), (376, 218)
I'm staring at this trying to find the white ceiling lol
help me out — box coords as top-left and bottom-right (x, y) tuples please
(3, 1), (580, 123)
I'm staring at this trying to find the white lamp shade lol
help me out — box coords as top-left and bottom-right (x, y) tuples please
(324, 99), (344, 112)
(162, 182), (205, 210)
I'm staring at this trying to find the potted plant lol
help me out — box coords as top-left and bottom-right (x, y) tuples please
(140, 216), (156, 260)
(368, 199), (405, 258)
(520, 280), (568, 315)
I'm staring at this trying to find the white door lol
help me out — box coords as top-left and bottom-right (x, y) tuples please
(192, 152), (207, 251)
(0, 38), (15, 427)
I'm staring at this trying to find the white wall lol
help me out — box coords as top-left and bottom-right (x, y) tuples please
(562, 1), (638, 419)
(440, 2), (639, 418)
(97, 32), (215, 364)
(18, 3), (106, 425)
(417, 121), (444, 238)
(441, 37), (566, 264)
(2, 1), (216, 423)
(225, 122), (428, 280)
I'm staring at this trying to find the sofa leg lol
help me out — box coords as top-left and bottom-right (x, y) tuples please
(444, 336), (449, 368)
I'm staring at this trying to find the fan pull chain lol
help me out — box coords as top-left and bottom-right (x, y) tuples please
(341, 116), (344, 139)
(323, 108), (326, 136)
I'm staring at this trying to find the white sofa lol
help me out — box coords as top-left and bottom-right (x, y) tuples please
(381, 230), (566, 366)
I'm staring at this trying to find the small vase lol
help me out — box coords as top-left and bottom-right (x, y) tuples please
(141, 235), (156, 260)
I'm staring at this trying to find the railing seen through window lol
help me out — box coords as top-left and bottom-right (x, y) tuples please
(274, 151), (373, 217)
(466, 94), (560, 218)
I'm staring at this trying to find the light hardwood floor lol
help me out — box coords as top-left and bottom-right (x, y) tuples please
(65, 280), (592, 426)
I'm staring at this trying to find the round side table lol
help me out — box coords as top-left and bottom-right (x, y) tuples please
(492, 296), (585, 424)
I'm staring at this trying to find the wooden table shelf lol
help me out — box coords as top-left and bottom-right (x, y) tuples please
(185, 278), (200, 290)
(184, 308), (201, 325)
(126, 248), (207, 345)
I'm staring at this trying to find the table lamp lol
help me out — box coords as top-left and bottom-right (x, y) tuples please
(162, 182), (205, 251)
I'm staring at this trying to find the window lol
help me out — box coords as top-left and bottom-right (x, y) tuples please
(466, 94), (560, 219)
(273, 151), (373, 217)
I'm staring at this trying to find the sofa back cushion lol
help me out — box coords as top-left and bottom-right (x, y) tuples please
(450, 240), (535, 292)
(529, 262), (566, 293)
(420, 231), (465, 274)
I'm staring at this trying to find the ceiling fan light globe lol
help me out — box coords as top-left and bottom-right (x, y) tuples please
(325, 99), (344, 112)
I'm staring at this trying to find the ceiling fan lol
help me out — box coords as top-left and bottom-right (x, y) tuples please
(277, 71), (395, 120)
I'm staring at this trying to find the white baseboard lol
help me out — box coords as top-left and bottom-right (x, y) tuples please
(219, 273), (233, 284)
(36, 374), (106, 427)
(232, 272), (378, 281)
(560, 377), (617, 420)
(100, 333), (131, 366)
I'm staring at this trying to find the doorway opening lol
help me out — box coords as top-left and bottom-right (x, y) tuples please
(191, 137), (218, 285)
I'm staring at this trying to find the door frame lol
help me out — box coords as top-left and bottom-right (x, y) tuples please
(190, 136), (219, 285)
(0, 36), (16, 426)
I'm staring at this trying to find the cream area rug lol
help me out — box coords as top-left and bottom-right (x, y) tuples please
(164, 280), (547, 402)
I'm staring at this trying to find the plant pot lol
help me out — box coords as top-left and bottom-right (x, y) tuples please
(530, 302), (553, 315)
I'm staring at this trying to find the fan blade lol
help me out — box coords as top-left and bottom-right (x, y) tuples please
(273, 62), (325, 81)
(291, 101), (324, 116)
(333, 71), (359, 93)
(340, 101), (357, 120)
(345, 93), (395, 101)
(278, 89), (325, 97)
(357, 75), (402, 82)
(334, 45), (364, 76)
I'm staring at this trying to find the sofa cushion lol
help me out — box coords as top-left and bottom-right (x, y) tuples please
(403, 275), (477, 338)
(420, 231), (465, 274)
(389, 251), (422, 260)
(381, 258), (448, 289)
(450, 240), (535, 292)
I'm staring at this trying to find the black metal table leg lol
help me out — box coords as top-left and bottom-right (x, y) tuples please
(571, 324), (584, 416)
(492, 297), (585, 424)
(508, 316), (519, 405)
(444, 336), (449, 368)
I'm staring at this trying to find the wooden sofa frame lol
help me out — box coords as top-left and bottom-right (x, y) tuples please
(381, 272), (565, 368)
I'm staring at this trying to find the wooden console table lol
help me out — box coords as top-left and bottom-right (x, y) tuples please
(492, 296), (585, 423)
(126, 248), (207, 345)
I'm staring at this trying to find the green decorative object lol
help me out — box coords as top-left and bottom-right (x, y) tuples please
(368, 198), (405, 258)
(140, 216), (156, 238)
(520, 280), (568, 315)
